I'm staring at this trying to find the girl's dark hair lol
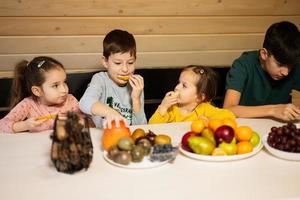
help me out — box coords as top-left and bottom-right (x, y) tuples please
(183, 65), (218, 102)
(10, 56), (65, 108)
(103, 29), (136, 59)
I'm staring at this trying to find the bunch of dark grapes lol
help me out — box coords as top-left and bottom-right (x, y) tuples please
(267, 122), (300, 153)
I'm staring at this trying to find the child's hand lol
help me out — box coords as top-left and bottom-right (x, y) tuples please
(102, 109), (128, 129)
(159, 91), (179, 115)
(129, 74), (144, 100)
(271, 103), (300, 121)
(26, 117), (45, 131)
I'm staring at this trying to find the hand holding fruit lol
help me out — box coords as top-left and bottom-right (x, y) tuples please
(159, 91), (179, 115)
(129, 74), (144, 100)
(102, 109), (128, 129)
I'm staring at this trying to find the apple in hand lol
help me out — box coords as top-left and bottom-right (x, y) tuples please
(214, 125), (235, 144)
(181, 131), (196, 152)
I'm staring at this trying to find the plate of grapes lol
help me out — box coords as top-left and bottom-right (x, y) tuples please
(262, 122), (300, 161)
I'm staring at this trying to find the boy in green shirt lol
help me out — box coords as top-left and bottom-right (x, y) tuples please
(224, 21), (300, 121)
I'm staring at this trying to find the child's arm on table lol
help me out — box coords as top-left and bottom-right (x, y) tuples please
(224, 89), (300, 121)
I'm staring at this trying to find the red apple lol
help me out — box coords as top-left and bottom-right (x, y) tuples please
(181, 131), (196, 152)
(214, 125), (235, 144)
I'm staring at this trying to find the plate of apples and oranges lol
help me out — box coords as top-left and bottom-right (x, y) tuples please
(102, 121), (178, 169)
(179, 118), (263, 162)
(262, 122), (300, 161)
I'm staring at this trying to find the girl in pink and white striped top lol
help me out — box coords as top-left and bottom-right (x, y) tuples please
(0, 57), (80, 133)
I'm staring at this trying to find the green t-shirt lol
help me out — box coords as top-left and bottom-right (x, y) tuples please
(225, 51), (300, 106)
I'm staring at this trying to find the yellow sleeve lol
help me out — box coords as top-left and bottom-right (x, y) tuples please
(148, 106), (173, 124)
(201, 103), (236, 120)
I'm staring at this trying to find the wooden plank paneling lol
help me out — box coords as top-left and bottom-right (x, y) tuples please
(1, 16), (300, 36)
(0, 50), (243, 76)
(1, 0), (299, 16)
(0, 34), (263, 54)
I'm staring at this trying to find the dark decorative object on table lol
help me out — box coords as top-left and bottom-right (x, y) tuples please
(50, 112), (93, 174)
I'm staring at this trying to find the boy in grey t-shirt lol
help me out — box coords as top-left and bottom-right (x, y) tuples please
(79, 29), (147, 128)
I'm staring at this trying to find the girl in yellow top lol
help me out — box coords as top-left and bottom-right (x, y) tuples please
(149, 65), (235, 124)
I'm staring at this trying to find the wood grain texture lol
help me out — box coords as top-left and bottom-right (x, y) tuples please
(1, 16), (300, 36)
(1, 0), (299, 16)
(0, 50), (243, 77)
(0, 34), (263, 53)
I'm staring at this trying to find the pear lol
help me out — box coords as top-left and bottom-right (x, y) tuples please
(188, 136), (215, 155)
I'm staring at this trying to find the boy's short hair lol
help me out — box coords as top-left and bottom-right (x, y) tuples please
(263, 21), (300, 68)
(103, 29), (136, 59)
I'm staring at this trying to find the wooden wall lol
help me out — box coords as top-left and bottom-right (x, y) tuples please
(0, 0), (300, 78)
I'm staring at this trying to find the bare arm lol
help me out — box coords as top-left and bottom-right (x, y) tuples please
(91, 101), (126, 128)
(12, 118), (44, 133)
(223, 89), (300, 121)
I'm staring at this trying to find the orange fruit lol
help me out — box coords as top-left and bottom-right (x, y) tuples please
(102, 120), (131, 150)
(191, 119), (206, 133)
(235, 126), (253, 141)
(222, 118), (237, 130)
(208, 119), (223, 132)
(237, 141), (253, 154)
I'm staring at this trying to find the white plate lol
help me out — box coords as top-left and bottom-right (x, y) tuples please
(179, 141), (263, 162)
(103, 151), (171, 169)
(262, 134), (300, 161)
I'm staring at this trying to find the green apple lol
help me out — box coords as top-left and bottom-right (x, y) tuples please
(188, 136), (215, 155)
(201, 127), (216, 146)
(219, 139), (237, 155)
(250, 131), (260, 147)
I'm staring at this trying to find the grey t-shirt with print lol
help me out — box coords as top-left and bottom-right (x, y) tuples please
(79, 72), (147, 128)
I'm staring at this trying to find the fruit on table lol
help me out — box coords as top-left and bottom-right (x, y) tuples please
(235, 126), (253, 141)
(131, 145), (145, 162)
(214, 125), (235, 144)
(131, 128), (146, 142)
(237, 141), (253, 154)
(154, 134), (172, 145)
(219, 139), (237, 155)
(250, 131), (260, 147)
(145, 130), (157, 145)
(201, 128), (216, 146)
(208, 119), (223, 132)
(211, 147), (227, 156)
(181, 131), (196, 152)
(102, 120), (131, 150)
(221, 118), (237, 130)
(117, 136), (134, 151)
(113, 151), (132, 165)
(191, 119), (207, 133)
(107, 145), (120, 159)
(267, 122), (300, 152)
(136, 137), (152, 155)
(150, 144), (178, 162)
(188, 136), (215, 155)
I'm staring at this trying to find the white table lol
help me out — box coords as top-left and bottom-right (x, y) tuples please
(0, 118), (300, 200)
